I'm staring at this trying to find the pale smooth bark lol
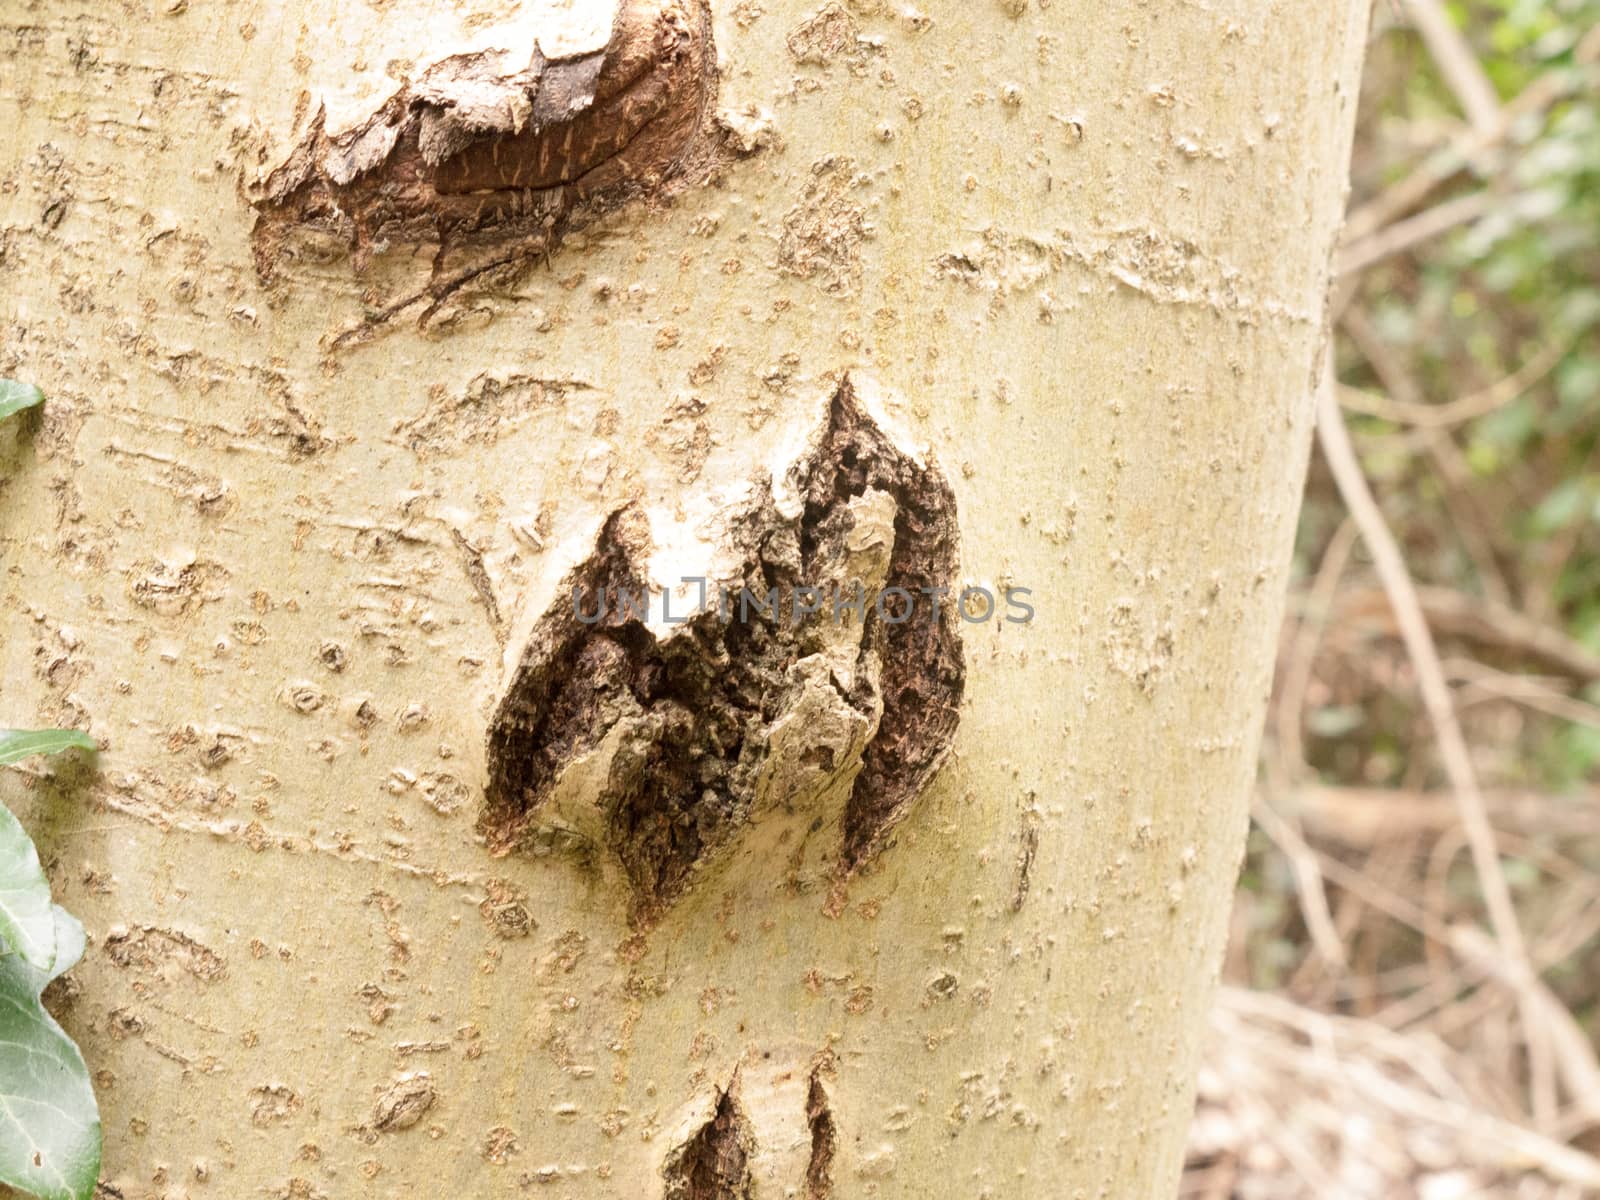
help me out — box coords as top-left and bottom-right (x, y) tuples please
(1, 0), (1368, 1196)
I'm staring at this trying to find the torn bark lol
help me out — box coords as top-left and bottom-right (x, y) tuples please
(482, 378), (964, 915)
(248, 0), (722, 320)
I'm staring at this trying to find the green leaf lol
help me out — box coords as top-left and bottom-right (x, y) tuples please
(0, 732), (93, 971)
(40, 907), (85, 987)
(1531, 476), (1593, 536)
(0, 730), (96, 768)
(0, 907), (101, 1200)
(0, 379), (45, 422)
(1307, 704), (1365, 738)
(0, 803), (56, 973)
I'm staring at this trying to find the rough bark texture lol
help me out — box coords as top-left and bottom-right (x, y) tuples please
(0, 0), (1368, 1196)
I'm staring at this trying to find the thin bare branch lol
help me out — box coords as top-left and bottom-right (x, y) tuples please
(1314, 361), (1557, 1126)
(1343, 23), (1600, 245)
(1403, 0), (1503, 136)
(1448, 657), (1600, 731)
(1452, 926), (1600, 1128)
(1252, 794), (1348, 968)
(1338, 188), (1500, 276)
(1296, 785), (1600, 847)
(1337, 335), (1570, 429)
(1336, 584), (1600, 683)
(1276, 517), (1359, 772)
(1338, 306), (1515, 604)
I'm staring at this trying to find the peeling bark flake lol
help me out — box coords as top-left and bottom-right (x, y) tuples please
(1012, 808), (1040, 912)
(372, 1072), (437, 1132)
(249, 0), (730, 329)
(450, 526), (505, 645)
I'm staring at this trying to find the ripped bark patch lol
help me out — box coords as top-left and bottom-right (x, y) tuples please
(483, 378), (963, 914)
(103, 925), (226, 983)
(249, 0), (726, 328)
(662, 1080), (754, 1200)
(370, 1072), (436, 1133)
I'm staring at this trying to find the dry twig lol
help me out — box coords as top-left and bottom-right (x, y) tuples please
(1314, 362), (1559, 1126)
(1403, 0), (1504, 137)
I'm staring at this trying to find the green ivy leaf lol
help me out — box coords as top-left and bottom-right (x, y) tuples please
(0, 906), (101, 1200)
(0, 379), (45, 422)
(39, 907), (86, 986)
(0, 730), (96, 768)
(0, 731), (94, 973)
(0, 804), (57, 973)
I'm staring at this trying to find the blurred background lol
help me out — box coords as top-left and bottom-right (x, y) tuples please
(1181, 3), (1600, 1197)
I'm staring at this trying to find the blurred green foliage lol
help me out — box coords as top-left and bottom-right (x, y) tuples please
(1325, 0), (1600, 787)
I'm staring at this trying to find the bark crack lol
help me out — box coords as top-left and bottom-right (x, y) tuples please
(662, 1077), (755, 1200)
(804, 1069), (836, 1200)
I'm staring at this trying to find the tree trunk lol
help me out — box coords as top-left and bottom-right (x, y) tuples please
(1, 0), (1368, 1196)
